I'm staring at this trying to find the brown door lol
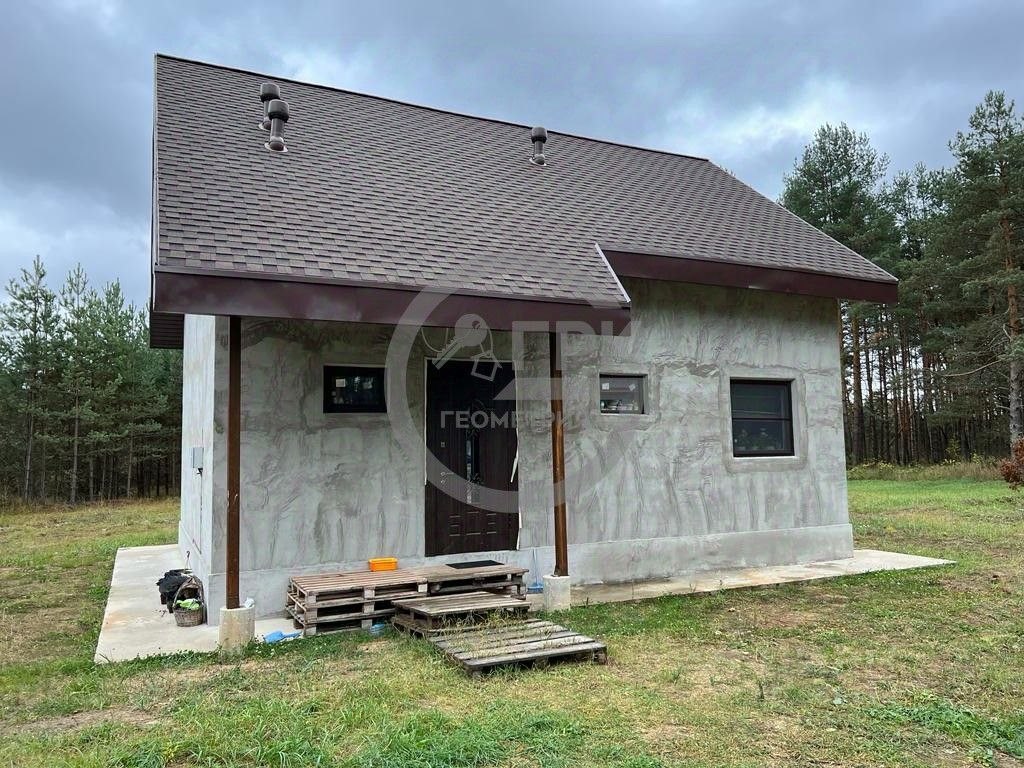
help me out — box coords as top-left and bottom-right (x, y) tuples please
(425, 360), (518, 556)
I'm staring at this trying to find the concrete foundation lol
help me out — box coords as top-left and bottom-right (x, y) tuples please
(218, 605), (255, 653)
(543, 574), (571, 611)
(219, 522), (853, 620)
(96, 544), (953, 663)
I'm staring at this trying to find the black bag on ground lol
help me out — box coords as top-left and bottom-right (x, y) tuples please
(157, 569), (192, 611)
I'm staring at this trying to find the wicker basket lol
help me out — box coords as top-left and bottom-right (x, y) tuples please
(172, 575), (206, 627)
(174, 606), (204, 627)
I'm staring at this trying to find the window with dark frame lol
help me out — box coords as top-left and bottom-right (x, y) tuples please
(600, 374), (645, 414)
(730, 380), (794, 456)
(323, 366), (386, 413)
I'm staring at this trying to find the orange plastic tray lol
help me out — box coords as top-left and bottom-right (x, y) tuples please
(368, 557), (398, 571)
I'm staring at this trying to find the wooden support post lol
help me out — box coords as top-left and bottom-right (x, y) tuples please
(226, 316), (241, 609)
(549, 331), (569, 577)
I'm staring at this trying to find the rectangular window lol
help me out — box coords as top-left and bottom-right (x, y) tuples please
(600, 374), (645, 414)
(730, 380), (794, 456)
(324, 366), (386, 413)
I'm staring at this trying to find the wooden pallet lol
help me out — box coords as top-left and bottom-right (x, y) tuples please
(426, 619), (607, 677)
(287, 563), (527, 636)
(288, 606), (395, 634)
(392, 591), (529, 636)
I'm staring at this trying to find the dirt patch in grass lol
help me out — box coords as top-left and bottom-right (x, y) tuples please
(744, 606), (828, 631)
(994, 753), (1024, 767)
(11, 707), (163, 736)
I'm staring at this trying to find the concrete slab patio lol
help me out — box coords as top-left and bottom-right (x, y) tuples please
(566, 548), (953, 606)
(95, 544), (952, 663)
(94, 545), (293, 664)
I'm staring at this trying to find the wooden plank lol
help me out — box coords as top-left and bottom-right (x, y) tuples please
(435, 630), (581, 656)
(289, 563), (526, 593)
(424, 618), (608, 675)
(435, 629), (581, 655)
(419, 564), (528, 582)
(288, 605), (394, 629)
(429, 621), (557, 644)
(289, 563), (524, 588)
(287, 589), (425, 611)
(461, 642), (608, 670)
(428, 582), (525, 596)
(431, 620), (561, 646)
(392, 615), (479, 638)
(391, 594), (529, 637)
(446, 617), (553, 632)
(451, 633), (599, 661)
(393, 591), (527, 618)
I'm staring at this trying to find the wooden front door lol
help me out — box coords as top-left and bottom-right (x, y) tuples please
(425, 360), (518, 556)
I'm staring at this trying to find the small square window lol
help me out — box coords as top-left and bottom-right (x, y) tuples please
(324, 366), (386, 413)
(600, 375), (645, 414)
(730, 380), (793, 456)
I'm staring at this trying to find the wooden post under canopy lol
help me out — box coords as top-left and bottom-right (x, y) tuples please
(549, 331), (569, 577)
(226, 316), (241, 609)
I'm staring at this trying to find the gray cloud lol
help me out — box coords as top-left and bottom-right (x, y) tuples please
(3, 0), (1023, 304)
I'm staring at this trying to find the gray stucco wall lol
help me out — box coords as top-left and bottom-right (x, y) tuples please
(182, 279), (851, 621)
(177, 314), (222, 592)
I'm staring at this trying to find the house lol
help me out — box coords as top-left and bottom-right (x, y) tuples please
(149, 55), (898, 623)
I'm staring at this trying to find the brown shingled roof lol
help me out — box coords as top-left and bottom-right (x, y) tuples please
(151, 54), (896, 329)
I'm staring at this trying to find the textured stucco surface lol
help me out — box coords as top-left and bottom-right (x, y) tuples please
(177, 314), (220, 592)
(180, 279), (851, 621)
(560, 278), (848, 543)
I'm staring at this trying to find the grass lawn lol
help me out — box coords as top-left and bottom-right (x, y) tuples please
(0, 481), (1022, 767)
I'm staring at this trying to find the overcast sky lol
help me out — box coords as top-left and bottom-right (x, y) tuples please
(3, 0), (1023, 305)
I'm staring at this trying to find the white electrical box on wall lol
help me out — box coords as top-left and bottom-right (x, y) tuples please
(191, 446), (204, 472)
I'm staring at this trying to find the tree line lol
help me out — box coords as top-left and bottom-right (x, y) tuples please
(2, 90), (1019, 504)
(782, 91), (1024, 464)
(0, 257), (182, 505)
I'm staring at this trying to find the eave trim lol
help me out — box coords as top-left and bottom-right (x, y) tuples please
(152, 270), (631, 334)
(603, 248), (898, 304)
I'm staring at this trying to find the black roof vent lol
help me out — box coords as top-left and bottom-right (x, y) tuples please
(529, 126), (548, 166)
(258, 83), (280, 130)
(265, 99), (290, 152)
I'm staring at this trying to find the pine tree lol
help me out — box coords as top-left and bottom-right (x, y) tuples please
(938, 92), (1024, 449)
(58, 265), (102, 504)
(781, 124), (897, 463)
(0, 256), (184, 502)
(0, 257), (59, 500)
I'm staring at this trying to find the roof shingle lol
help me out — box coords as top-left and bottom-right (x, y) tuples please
(153, 55), (895, 309)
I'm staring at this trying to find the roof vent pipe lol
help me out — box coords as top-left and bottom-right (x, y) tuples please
(258, 83), (281, 130)
(265, 99), (290, 152)
(529, 126), (547, 165)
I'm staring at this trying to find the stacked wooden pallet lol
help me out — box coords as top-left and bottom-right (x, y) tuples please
(286, 563), (527, 635)
(392, 591), (529, 637)
(427, 619), (608, 677)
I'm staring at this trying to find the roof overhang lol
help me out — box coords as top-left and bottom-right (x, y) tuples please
(150, 267), (631, 349)
(603, 247), (898, 304)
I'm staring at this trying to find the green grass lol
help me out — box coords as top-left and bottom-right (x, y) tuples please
(847, 460), (1001, 481)
(1, 481), (1022, 767)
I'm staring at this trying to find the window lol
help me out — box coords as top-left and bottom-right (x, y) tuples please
(730, 380), (794, 456)
(324, 366), (386, 413)
(600, 375), (645, 414)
